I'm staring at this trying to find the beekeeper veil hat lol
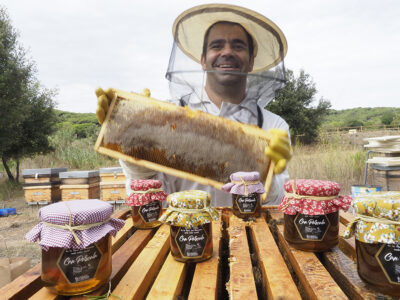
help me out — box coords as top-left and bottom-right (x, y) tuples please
(166, 3), (288, 107)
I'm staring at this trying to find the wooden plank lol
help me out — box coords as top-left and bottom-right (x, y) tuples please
(146, 253), (187, 299)
(188, 221), (222, 300)
(340, 211), (355, 226)
(110, 224), (170, 300)
(276, 225), (347, 300)
(321, 247), (378, 300)
(27, 287), (58, 300)
(250, 216), (302, 299)
(0, 263), (42, 300)
(111, 217), (134, 253)
(111, 208), (130, 220)
(338, 223), (356, 261)
(226, 215), (257, 299)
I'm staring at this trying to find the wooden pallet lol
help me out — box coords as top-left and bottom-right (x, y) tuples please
(0, 208), (398, 299)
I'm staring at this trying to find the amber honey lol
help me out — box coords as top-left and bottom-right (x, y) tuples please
(131, 202), (162, 229)
(356, 240), (400, 296)
(41, 234), (111, 295)
(284, 212), (339, 252)
(170, 223), (213, 263)
(232, 193), (261, 219)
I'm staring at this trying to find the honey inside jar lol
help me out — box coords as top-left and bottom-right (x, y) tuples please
(170, 223), (213, 262)
(41, 234), (111, 296)
(131, 201), (162, 229)
(283, 212), (339, 252)
(232, 193), (261, 219)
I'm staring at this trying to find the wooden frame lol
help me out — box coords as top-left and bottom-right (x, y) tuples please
(94, 89), (274, 201)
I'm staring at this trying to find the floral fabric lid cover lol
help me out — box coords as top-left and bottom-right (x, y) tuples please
(159, 190), (219, 227)
(25, 199), (125, 251)
(279, 179), (352, 215)
(343, 191), (400, 244)
(126, 179), (168, 206)
(222, 171), (265, 195)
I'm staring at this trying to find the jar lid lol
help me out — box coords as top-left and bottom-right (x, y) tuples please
(25, 200), (125, 250)
(126, 179), (167, 206)
(222, 171), (265, 195)
(343, 191), (400, 244)
(279, 179), (351, 215)
(159, 190), (219, 227)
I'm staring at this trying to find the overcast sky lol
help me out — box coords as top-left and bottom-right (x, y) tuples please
(1, 0), (399, 113)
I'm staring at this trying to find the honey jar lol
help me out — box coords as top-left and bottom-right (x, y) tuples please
(159, 190), (219, 262)
(279, 179), (351, 252)
(222, 171), (265, 220)
(25, 199), (125, 295)
(126, 179), (167, 229)
(343, 191), (400, 296)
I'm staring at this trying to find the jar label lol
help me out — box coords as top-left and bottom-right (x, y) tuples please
(176, 226), (208, 258)
(294, 214), (330, 241)
(139, 201), (161, 223)
(57, 244), (102, 284)
(234, 193), (258, 213)
(376, 243), (400, 284)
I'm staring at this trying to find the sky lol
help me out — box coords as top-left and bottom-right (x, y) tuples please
(1, 0), (399, 113)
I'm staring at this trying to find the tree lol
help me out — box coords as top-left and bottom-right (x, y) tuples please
(0, 7), (57, 182)
(266, 69), (331, 144)
(381, 111), (395, 125)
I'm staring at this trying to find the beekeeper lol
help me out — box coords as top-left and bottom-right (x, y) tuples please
(96, 4), (292, 206)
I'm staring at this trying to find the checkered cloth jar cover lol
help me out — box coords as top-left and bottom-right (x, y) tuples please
(126, 179), (168, 206)
(222, 171), (265, 196)
(279, 179), (352, 215)
(25, 199), (125, 251)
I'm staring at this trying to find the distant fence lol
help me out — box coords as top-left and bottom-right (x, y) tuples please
(323, 125), (400, 133)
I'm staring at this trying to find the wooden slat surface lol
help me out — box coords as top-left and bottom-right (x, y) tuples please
(110, 224), (170, 300)
(188, 220), (222, 300)
(111, 216), (134, 253)
(226, 215), (257, 299)
(146, 253), (187, 299)
(276, 224), (348, 300)
(250, 215), (302, 299)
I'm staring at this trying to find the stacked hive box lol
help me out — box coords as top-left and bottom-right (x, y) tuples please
(59, 170), (100, 200)
(22, 168), (67, 205)
(99, 167), (127, 204)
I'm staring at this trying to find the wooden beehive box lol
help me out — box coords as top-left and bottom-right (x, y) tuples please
(99, 167), (127, 202)
(59, 170), (100, 201)
(3, 208), (394, 300)
(22, 168), (66, 204)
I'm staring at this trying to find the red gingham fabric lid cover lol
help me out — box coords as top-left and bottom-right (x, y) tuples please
(126, 179), (168, 206)
(25, 199), (125, 251)
(279, 179), (352, 215)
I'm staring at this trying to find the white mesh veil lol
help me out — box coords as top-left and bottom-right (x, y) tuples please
(165, 4), (287, 108)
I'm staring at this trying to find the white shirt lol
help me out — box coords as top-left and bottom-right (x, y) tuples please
(120, 91), (290, 206)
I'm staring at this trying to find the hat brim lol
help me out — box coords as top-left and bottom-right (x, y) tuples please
(172, 4), (288, 73)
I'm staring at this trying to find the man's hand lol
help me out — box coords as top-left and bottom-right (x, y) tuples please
(95, 88), (152, 124)
(95, 88), (114, 125)
(264, 128), (292, 174)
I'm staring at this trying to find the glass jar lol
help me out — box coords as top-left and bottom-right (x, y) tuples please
(343, 191), (400, 296)
(222, 171), (265, 220)
(41, 234), (111, 295)
(356, 240), (400, 296)
(126, 179), (167, 229)
(279, 179), (351, 252)
(159, 190), (219, 262)
(283, 211), (339, 252)
(25, 199), (125, 295)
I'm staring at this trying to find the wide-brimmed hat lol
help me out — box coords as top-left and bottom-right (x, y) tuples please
(172, 3), (288, 73)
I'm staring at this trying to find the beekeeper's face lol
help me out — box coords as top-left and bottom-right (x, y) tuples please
(201, 22), (254, 86)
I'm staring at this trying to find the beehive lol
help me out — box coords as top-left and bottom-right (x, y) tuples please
(99, 167), (126, 202)
(22, 168), (66, 204)
(59, 170), (100, 201)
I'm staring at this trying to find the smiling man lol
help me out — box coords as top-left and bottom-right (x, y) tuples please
(97, 4), (292, 206)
